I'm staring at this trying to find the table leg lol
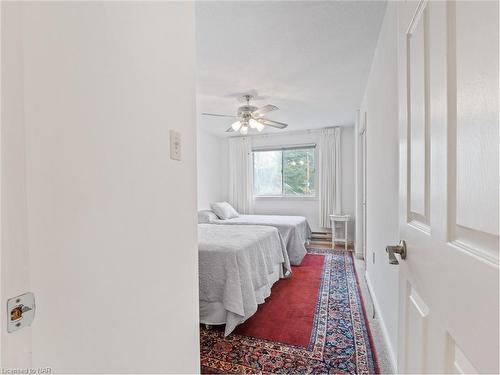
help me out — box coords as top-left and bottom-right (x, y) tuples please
(344, 221), (348, 251)
(331, 222), (335, 249)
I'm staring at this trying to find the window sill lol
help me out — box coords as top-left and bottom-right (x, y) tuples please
(254, 195), (318, 201)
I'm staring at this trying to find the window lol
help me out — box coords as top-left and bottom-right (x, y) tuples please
(253, 146), (316, 197)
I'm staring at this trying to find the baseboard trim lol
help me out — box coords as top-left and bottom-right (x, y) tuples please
(353, 242), (364, 259)
(364, 271), (398, 372)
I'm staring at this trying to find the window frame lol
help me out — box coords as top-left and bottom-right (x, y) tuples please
(252, 144), (318, 199)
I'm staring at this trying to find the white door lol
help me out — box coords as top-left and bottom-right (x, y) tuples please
(397, 1), (499, 373)
(1, 2), (200, 372)
(361, 113), (367, 261)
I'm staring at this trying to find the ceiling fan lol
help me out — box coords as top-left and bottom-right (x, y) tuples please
(201, 94), (288, 135)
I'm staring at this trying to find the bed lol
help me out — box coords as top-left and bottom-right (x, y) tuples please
(198, 223), (291, 336)
(210, 214), (311, 265)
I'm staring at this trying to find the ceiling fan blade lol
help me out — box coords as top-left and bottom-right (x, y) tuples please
(252, 104), (278, 117)
(201, 113), (237, 118)
(258, 118), (288, 129)
(225, 127), (235, 132)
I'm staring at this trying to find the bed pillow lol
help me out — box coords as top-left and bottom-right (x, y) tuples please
(210, 202), (239, 220)
(198, 210), (218, 224)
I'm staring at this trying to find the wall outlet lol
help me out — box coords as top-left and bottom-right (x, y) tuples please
(169, 130), (181, 161)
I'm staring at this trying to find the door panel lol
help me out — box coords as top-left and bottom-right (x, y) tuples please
(447, 338), (478, 374)
(408, 5), (430, 224)
(452, 0), (499, 261)
(398, 1), (499, 373)
(404, 283), (429, 374)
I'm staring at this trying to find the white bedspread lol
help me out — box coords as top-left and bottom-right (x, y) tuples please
(213, 214), (311, 265)
(198, 224), (291, 336)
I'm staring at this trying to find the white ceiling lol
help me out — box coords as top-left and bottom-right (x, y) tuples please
(195, 1), (386, 137)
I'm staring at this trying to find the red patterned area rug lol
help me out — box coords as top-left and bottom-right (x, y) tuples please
(200, 248), (379, 374)
(234, 254), (324, 347)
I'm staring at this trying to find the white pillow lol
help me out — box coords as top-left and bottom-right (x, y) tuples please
(198, 210), (218, 224)
(210, 202), (239, 220)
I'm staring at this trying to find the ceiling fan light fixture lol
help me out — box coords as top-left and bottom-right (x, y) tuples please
(203, 94), (288, 134)
(231, 121), (242, 131)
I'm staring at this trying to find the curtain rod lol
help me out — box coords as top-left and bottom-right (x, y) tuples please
(252, 143), (316, 152)
(230, 125), (347, 139)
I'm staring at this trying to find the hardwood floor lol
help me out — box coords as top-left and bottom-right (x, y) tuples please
(306, 240), (354, 250)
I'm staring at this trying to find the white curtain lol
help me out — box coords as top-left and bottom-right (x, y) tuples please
(228, 137), (253, 214)
(319, 127), (341, 228)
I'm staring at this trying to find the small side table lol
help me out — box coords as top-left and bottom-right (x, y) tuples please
(330, 214), (351, 250)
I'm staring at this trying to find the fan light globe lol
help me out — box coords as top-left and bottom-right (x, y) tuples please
(231, 121), (242, 131)
(240, 125), (248, 135)
(249, 119), (259, 129)
(255, 122), (265, 132)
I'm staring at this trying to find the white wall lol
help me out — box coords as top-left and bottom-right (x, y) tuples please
(197, 128), (228, 209)
(1, 3), (32, 367)
(1, 2), (200, 373)
(359, 2), (399, 370)
(250, 128), (355, 235)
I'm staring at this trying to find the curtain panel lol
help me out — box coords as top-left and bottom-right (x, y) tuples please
(318, 127), (341, 228)
(228, 137), (254, 214)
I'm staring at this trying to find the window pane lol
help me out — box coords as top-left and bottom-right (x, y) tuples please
(283, 148), (315, 196)
(253, 150), (282, 195)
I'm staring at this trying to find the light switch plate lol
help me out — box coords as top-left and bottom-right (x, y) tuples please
(7, 292), (35, 333)
(170, 130), (181, 161)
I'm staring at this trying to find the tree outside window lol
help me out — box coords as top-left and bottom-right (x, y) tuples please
(253, 147), (316, 197)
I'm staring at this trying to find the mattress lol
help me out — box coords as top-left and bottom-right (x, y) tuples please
(198, 223), (291, 335)
(212, 214), (312, 265)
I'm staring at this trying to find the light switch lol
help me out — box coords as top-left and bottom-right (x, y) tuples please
(170, 130), (181, 161)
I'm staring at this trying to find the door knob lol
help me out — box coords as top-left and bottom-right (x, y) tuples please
(386, 240), (407, 265)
